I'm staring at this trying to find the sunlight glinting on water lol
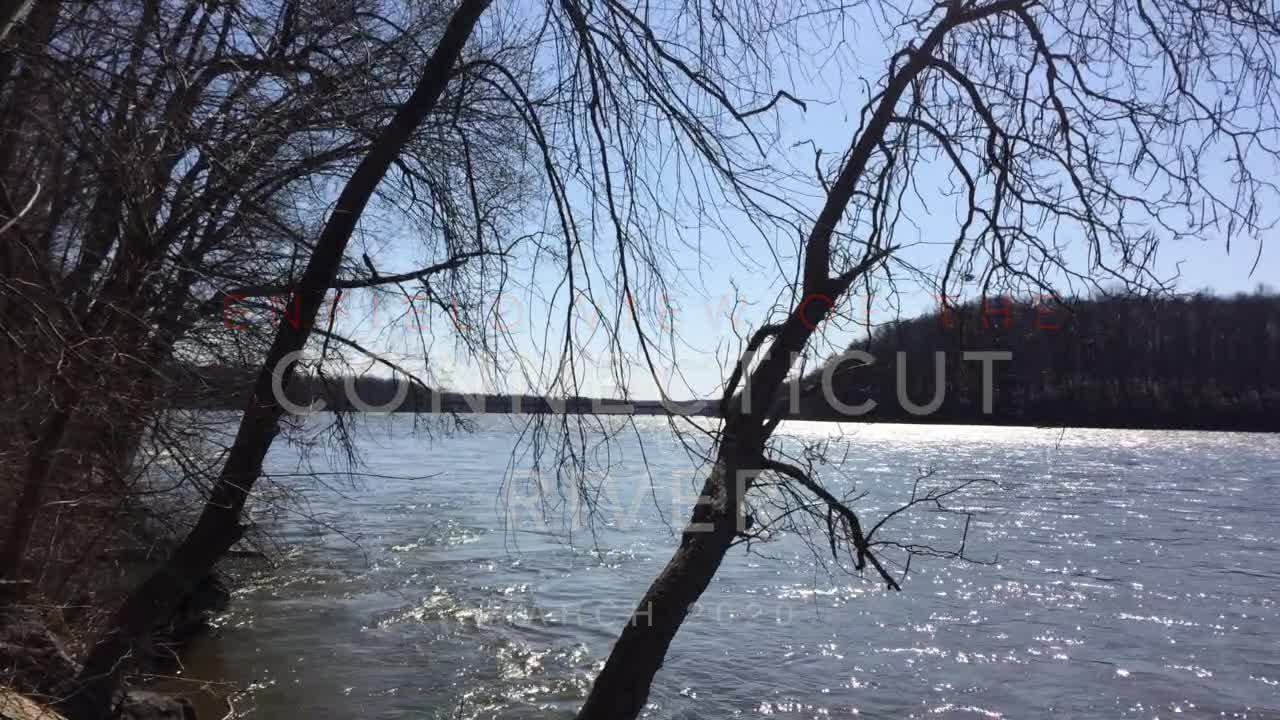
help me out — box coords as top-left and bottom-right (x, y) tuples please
(173, 417), (1279, 719)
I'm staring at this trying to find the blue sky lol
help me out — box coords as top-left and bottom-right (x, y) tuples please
(320, 3), (1279, 399)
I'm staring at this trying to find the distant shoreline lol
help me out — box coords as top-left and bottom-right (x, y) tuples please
(178, 393), (1280, 434)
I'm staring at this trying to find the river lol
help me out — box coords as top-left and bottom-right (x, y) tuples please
(172, 417), (1279, 719)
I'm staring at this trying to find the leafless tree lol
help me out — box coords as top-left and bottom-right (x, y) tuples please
(4, 0), (1276, 718)
(0, 0), (525, 607)
(45, 1), (500, 716)
(567, 0), (1280, 717)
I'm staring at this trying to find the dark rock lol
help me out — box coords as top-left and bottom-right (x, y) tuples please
(116, 692), (195, 720)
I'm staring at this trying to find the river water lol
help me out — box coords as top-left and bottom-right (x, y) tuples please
(174, 417), (1279, 719)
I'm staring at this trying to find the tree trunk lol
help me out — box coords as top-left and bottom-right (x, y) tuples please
(576, 434), (754, 719)
(57, 2), (491, 717)
(575, 12), (959, 716)
(0, 382), (76, 602)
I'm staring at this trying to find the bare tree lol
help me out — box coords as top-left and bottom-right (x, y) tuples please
(0, 0), (525, 604)
(3, 0), (790, 709)
(5, 0), (1275, 717)
(569, 0), (1280, 717)
(53, 2), (495, 717)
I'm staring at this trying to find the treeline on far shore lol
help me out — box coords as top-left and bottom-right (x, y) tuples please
(178, 291), (1280, 433)
(172, 368), (715, 417)
(798, 291), (1280, 432)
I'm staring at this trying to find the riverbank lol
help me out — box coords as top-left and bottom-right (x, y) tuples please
(0, 609), (201, 719)
(176, 392), (1280, 433)
(1, 563), (237, 719)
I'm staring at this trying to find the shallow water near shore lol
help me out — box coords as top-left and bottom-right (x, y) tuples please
(171, 417), (1279, 718)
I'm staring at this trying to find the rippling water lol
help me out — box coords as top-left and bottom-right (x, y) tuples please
(174, 418), (1279, 719)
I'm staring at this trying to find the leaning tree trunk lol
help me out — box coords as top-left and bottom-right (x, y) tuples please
(575, 435), (754, 719)
(57, 2), (492, 718)
(574, 13), (957, 717)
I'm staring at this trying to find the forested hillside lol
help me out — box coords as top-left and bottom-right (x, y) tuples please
(183, 292), (1280, 431)
(800, 292), (1280, 431)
